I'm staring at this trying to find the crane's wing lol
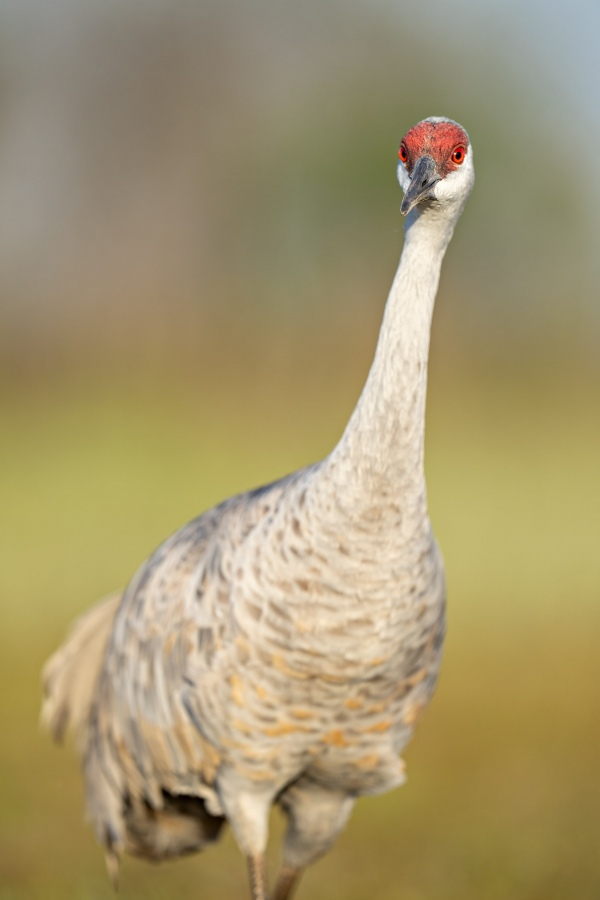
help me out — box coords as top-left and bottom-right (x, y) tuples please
(78, 472), (300, 861)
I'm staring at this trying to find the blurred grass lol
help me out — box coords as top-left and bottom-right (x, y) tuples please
(1, 347), (599, 899)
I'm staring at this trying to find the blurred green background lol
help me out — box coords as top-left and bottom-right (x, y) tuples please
(1, 1), (599, 897)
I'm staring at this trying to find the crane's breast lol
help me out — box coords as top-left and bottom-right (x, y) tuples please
(92, 471), (446, 810)
(203, 517), (447, 795)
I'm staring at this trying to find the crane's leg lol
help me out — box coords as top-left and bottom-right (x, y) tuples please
(218, 779), (273, 900)
(247, 854), (269, 900)
(275, 776), (355, 899)
(272, 863), (302, 900)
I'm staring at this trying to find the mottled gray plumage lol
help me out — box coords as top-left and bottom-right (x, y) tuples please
(42, 116), (474, 900)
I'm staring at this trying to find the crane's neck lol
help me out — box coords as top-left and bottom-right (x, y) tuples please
(317, 207), (457, 526)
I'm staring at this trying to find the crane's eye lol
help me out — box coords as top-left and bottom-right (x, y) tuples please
(398, 143), (408, 165)
(451, 146), (466, 165)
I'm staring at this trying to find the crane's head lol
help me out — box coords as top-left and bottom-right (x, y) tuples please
(397, 117), (474, 217)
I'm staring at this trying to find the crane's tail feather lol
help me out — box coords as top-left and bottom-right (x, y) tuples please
(41, 593), (121, 746)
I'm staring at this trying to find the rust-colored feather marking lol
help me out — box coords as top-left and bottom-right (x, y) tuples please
(229, 674), (245, 707)
(262, 721), (310, 738)
(363, 719), (393, 734)
(355, 753), (380, 770)
(323, 729), (351, 748)
(344, 696), (364, 710)
(271, 654), (311, 680)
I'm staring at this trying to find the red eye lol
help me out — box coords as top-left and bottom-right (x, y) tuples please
(451, 145), (466, 165)
(398, 143), (408, 165)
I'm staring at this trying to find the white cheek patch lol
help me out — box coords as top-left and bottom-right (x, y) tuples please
(432, 158), (474, 204)
(432, 168), (461, 201)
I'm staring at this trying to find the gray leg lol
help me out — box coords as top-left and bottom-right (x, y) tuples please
(272, 864), (302, 900)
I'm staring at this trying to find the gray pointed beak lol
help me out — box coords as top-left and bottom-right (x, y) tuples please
(401, 155), (441, 216)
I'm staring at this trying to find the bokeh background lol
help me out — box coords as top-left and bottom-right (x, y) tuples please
(1, 1), (599, 898)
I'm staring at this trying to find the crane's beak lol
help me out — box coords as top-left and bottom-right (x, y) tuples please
(401, 155), (441, 216)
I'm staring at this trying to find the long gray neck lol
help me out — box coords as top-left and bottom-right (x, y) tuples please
(315, 207), (458, 524)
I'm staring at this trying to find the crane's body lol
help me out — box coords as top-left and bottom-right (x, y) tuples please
(42, 116), (474, 900)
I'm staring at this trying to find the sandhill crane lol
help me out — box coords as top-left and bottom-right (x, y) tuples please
(42, 116), (474, 900)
